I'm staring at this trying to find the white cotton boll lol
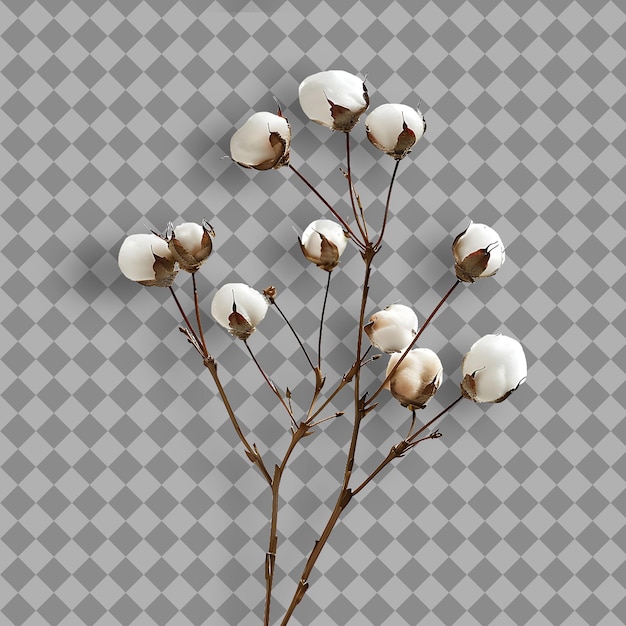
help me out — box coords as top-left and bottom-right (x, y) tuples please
(365, 103), (426, 159)
(384, 348), (442, 410)
(461, 334), (527, 403)
(118, 233), (175, 286)
(230, 111), (291, 170)
(299, 70), (369, 131)
(364, 304), (418, 353)
(452, 222), (505, 282)
(169, 220), (215, 272)
(211, 283), (269, 339)
(174, 222), (205, 255)
(300, 219), (348, 271)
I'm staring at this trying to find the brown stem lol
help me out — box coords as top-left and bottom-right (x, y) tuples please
(170, 269), (279, 618)
(406, 395), (463, 444)
(305, 294), (374, 423)
(279, 485), (350, 626)
(280, 156), (410, 623)
(305, 317), (374, 423)
(345, 247), (375, 489)
(306, 368), (350, 423)
(270, 297), (315, 372)
(340, 167), (368, 241)
(407, 409), (417, 439)
(289, 163), (364, 249)
(306, 270), (333, 418)
(191, 273), (208, 356)
(244, 340), (296, 428)
(277, 393), (464, 626)
(203, 356), (272, 486)
(168, 286), (272, 485)
(317, 271), (332, 370)
(280, 245), (376, 625)
(169, 286), (203, 353)
(367, 279), (462, 406)
(351, 395), (463, 498)
(345, 132), (368, 243)
(264, 422), (311, 626)
(374, 159), (400, 250)
(309, 411), (344, 429)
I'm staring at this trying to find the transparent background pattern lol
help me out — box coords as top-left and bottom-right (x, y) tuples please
(1, 1), (625, 624)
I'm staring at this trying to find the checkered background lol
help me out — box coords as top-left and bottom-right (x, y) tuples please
(1, 1), (625, 624)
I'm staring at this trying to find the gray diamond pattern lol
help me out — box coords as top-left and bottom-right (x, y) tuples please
(2, 1), (625, 625)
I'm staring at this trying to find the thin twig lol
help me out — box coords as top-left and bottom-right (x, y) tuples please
(244, 340), (297, 427)
(191, 273), (208, 356)
(345, 132), (368, 242)
(351, 395), (463, 498)
(340, 166), (369, 241)
(169, 286), (202, 353)
(305, 367), (351, 423)
(309, 411), (344, 429)
(203, 357), (272, 486)
(374, 159), (400, 250)
(407, 409), (417, 439)
(271, 297), (315, 371)
(406, 395), (463, 445)
(169, 286), (272, 486)
(289, 163), (364, 249)
(318, 271), (332, 370)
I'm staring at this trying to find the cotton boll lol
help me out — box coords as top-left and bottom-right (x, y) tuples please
(118, 233), (177, 287)
(364, 304), (418, 353)
(299, 70), (369, 132)
(211, 283), (269, 340)
(461, 334), (527, 403)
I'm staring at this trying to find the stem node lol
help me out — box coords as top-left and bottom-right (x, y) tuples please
(339, 489), (352, 510)
(295, 579), (309, 603)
